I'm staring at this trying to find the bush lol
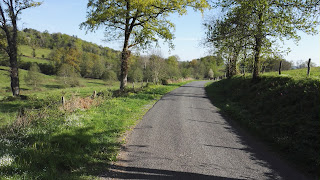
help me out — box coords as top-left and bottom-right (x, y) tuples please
(57, 64), (80, 87)
(24, 63), (42, 88)
(102, 70), (117, 81)
(38, 63), (56, 75)
(161, 79), (169, 85)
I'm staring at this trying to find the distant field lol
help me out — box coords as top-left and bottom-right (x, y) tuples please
(0, 66), (120, 100)
(19, 45), (52, 59)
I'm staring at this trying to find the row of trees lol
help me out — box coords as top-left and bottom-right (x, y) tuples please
(204, 0), (319, 79)
(19, 28), (225, 82)
(127, 54), (225, 84)
(1, 0), (210, 95)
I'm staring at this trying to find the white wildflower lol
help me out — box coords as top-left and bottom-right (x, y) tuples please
(0, 154), (14, 167)
(64, 114), (84, 127)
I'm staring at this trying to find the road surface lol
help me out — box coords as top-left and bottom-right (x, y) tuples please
(102, 81), (309, 180)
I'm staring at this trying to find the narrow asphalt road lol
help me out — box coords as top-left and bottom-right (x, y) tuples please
(102, 81), (309, 180)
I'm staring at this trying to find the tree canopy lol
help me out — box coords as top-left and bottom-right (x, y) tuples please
(82, 0), (209, 90)
(205, 0), (320, 80)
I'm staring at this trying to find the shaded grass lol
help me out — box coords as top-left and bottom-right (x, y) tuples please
(205, 74), (319, 178)
(0, 81), (188, 179)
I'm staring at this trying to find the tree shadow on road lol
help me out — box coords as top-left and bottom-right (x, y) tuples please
(102, 165), (245, 180)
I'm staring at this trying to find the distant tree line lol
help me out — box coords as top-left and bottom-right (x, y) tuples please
(128, 54), (225, 84)
(0, 28), (225, 86)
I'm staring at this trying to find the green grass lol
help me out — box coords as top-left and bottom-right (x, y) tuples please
(20, 56), (51, 64)
(19, 45), (52, 59)
(0, 71), (189, 179)
(205, 71), (319, 178)
(266, 67), (320, 79)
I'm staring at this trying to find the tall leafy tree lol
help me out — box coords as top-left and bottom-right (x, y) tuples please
(82, 0), (209, 91)
(0, 0), (41, 96)
(211, 0), (319, 80)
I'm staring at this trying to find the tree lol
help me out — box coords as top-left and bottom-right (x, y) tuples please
(24, 63), (42, 88)
(166, 55), (180, 79)
(208, 68), (214, 79)
(57, 64), (80, 87)
(82, 0), (209, 91)
(204, 8), (252, 78)
(212, 0), (320, 81)
(148, 54), (166, 84)
(0, 0), (41, 96)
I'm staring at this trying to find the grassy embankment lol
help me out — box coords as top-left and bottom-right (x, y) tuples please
(205, 67), (320, 178)
(1, 62), (190, 179)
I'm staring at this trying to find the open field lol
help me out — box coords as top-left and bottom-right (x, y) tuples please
(19, 45), (52, 59)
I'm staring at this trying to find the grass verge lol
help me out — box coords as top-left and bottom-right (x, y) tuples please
(205, 74), (319, 178)
(0, 81), (189, 179)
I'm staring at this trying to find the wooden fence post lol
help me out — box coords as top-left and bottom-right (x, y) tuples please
(307, 58), (311, 77)
(61, 96), (65, 105)
(92, 91), (97, 99)
(279, 61), (282, 75)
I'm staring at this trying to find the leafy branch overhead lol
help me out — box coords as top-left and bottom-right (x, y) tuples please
(81, 0), (209, 50)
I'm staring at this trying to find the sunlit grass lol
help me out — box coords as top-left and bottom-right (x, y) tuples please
(0, 73), (189, 179)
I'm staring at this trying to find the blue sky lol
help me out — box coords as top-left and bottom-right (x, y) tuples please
(20, 0), (319, 65)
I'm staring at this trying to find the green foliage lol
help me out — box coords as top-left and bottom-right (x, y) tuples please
(57, 64), (80, 87)
(24, 63), (42, 88)
(82, 0), (209, 50)
(208, 68), (214, 79)
(206, 71), (320, 177)
(207, 0), (320, 79)
(0, 79), (189, 179)
(102, 70), (118, 82)
(82, 0), (209, 90)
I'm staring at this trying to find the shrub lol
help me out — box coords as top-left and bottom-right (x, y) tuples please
(24, 63), (42, 88)
(57, 64), (80, 87)
(102, 70), (117, 81)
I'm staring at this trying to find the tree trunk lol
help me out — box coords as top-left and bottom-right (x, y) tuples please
(229, 48), (240, 78)
(10, 54), (20, 96)
(252, 13), (263, 82)
(252, 37), (261, 81)
(9, 23), (19, 96)
(279, 61), (282, 75)
(120, 49), (130, 91)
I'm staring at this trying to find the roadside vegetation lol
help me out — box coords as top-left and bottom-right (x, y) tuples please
(205, 67), (320, 178)
(0, 70), (190, 179)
